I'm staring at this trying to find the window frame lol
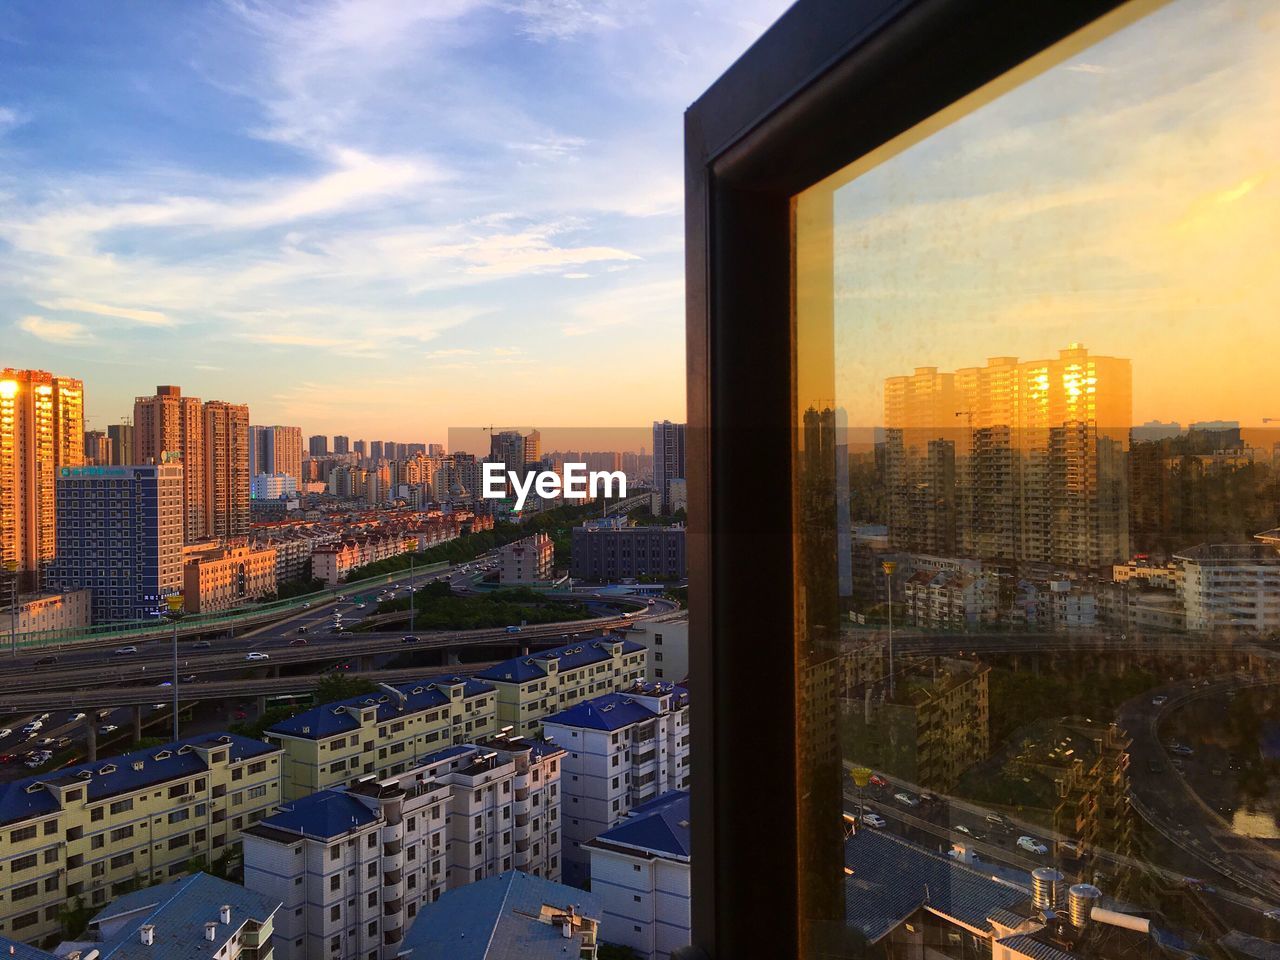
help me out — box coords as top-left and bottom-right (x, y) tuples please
(684, 0), (1128, 956)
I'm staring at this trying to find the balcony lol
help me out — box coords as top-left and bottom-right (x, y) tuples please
(383, 838), (402, 856)
(383, 898), (403, 916)
(384, 868), (402, 886)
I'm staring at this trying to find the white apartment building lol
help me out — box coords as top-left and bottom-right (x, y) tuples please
(499, 532), (555, 584)
(585, 790), (691, 960)
(640, 616), (688, 684)
(542, 682), (690, 888)
(1174, 543), (1280, 632)
(243, 737), (564, 960)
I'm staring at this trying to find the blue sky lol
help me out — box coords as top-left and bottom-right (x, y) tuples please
(0, 0), (791, 440)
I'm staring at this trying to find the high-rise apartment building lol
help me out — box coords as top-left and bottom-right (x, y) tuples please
(333, 434), (350, 455)
(0, 369), (84, 582)
(884, 345), (1131, 573)
(106, 422), (134, 466)
(134, 386), (206, 541)
(83, 429), (112, 466)
(353, 439), (366, 460)
(50, 463), (184, 622)
(308, 434), (328, 457)
(523, 429), (542, 469)
(204, 401), (250, 542)
(652, 421), (686, 514)
(428, 443), (444, 458)
(251, 425), (303, 484)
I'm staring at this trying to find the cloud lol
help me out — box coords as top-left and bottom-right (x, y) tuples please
(39, 297), (175, 327)
(16, 314), (93, 344)
(1065, 63), (1111, 75)
(0, 106), (22, 135)
(561, 277), (682, 336)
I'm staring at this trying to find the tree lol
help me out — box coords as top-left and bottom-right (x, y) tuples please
(314, 672), (378, 704)
(58, 896), (93, 939)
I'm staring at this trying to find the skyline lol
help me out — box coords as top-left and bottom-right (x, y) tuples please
(0, 0), (791, 436)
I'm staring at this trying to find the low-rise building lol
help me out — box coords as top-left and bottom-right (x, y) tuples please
(0, 588), (92, 638)
(244, 738), (564, 960)
(264, 677), (498, 800)
(902, 569), (996, 628)
(585, 790), (691, 960)
(251, 473), (298, 501)
(398, 871), (601, 960)
(0, 734), (281, 946)
(499, 532), (555, 585)
(473, 636), (648, 737)
(311, 532), (416, 586)
(1175, 543), (1280, 632)
(542, 682), (690, 887)
(570, 523), (686, 582)
(182, 539), (277, 613)
(0, 872), (280, 960)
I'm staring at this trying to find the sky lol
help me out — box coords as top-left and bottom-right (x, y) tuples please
(822, 0), (1280, 430)
(0, 0), (792, 442)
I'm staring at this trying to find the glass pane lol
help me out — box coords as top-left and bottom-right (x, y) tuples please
(794, 0), (1280, 956)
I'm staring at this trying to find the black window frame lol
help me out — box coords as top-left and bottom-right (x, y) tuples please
(684, 0), (1128, 957)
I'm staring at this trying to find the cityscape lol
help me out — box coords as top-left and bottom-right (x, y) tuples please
(4, 0), (1280, 959)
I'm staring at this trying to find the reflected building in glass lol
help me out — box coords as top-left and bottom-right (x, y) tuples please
(884, 344), (1131, 576)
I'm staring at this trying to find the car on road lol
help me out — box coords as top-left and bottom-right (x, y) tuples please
(245, 652), (270, 661)
(156, 681), (171, 687)
(1017, 836), (1048, 855)
(868, 774), (889, 788)
(985, 814), (1009, 830)
(297, 626), (308, 634)
(289, 638), (309, 646)
(1058, 839), (1082, 857)
(302, 602), (311, 609)
(0, 729), (9, 739)
(505, 625), (521, 634)
(67, 712), (85, 722)
(1151, 695), (1168, 707)
(99, 724), (118, 735)
(114, 646), (139, 655)
(1264, 908), (1280, 922)
(1170, 743), (1195, 757)
(34, 654), (59, 666)
(25, 753), (51, 769)
(21, 721), (42, 734)
(194, 639), (212, 648)
(861, 813), (886, 828)
(893, 792), (919, 808)
(0, 753), (18, 764)
(95, 709), (112, 720)
(181, 674), (197, 683)
(947, 848), (981, 861)
(402, 636), (420, 644)
(954, 825), (972, 835)
(356, 603), (367, 610)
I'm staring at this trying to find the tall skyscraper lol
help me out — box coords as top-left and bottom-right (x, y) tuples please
(134, 386), (206, 541)
(251, 425), (303, 484)
(0, 369), (84, 582)
(204, 401), (251, 541)
(883, 344), (1131, 573)
(524, 429), (542, 469)
(428, 443), (445, 458)
(353, 439), (367, 460)
(369, 440), (384, 462)
(652, 420), (686, 514)
(83, 430), (113, 466)
(107, 422), (134, 466)
(308, 434), (328, 457)
(50, 463), (184, 622)
(489, 431), (526, 490)
(333, 435), (350, 455)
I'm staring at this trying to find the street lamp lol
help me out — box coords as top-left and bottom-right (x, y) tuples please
(882, 561), (897, 699)
(163, 595), (185, 741)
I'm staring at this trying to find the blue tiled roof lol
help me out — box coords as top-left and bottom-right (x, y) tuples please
(255, 790), (378, 840)
(0, 937), (56, 959)
(86, 872), (280, 960)
(267, 675), (493, 740)
(844, 830), (1029, 944)
(400, 870), (601, 960)
(592, 790), (690, 859)
(473, 635), (645, 684)
(0, 733), (275, 827)
(542, 692), (662, 731)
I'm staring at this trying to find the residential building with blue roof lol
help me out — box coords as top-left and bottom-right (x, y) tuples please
(0, 733), (281, 948)
(398, 870), (602, 960)
(542, 681), (689, 887)
(243, 734), (565, 960)
(263, 675), (497, 799)
(0, 871), (279, 960)
(472, 633), (647, 736)
(584, 791), (691, 960)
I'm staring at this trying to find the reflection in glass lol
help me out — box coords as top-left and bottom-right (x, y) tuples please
(793, 0), (1280, 956)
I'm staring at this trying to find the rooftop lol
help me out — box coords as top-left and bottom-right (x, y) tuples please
(266, 675), (493, 740)
(1173, 543), (1280, 564)
(588, 790), (691, 860)
(399, 870), (602, 960)
(473, 635), (646, 685)
(0, 733), (276, 828)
